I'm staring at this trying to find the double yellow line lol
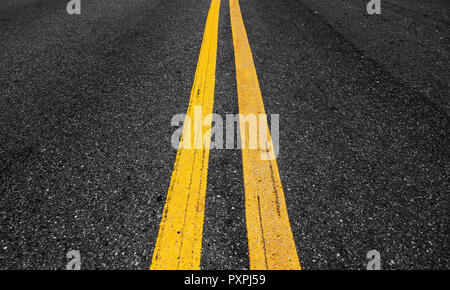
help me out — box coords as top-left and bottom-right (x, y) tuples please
(151, 0), (301, 270)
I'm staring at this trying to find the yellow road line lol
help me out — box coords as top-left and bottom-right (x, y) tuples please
(150, 0), (221, 270)
(229, 0), (301, 270)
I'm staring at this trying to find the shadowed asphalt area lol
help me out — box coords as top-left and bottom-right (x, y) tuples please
(0, 0), (448, 269)
(1, 0), (211, 269)
(239, 0), (448, 270)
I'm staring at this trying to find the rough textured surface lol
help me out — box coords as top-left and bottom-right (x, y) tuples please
(0, 0), (448, 269)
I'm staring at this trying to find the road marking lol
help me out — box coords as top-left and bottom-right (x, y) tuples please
(229, 0), (301, 270)
(150, 0), (221, 270)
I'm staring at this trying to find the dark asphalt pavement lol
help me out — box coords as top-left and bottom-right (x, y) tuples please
(0, 0), (448, 269)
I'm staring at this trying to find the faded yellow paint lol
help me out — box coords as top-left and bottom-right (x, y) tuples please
(150, 0), (221, 270)
(229, 0), (301, 270)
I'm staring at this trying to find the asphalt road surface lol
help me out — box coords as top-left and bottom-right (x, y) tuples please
(0, 0), (448, 269)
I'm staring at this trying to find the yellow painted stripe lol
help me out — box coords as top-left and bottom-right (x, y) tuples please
(229, 0), (301, 270)
(150, 0), (221, 270)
